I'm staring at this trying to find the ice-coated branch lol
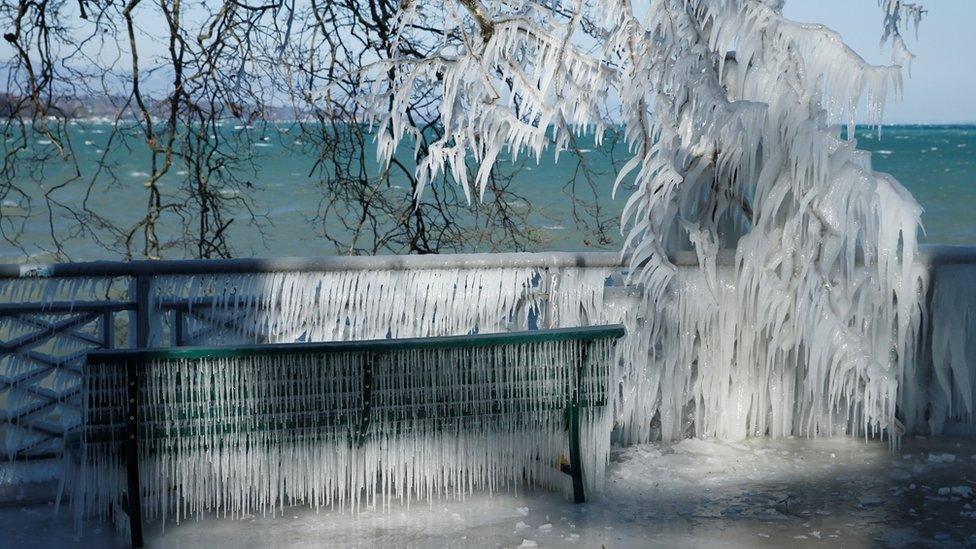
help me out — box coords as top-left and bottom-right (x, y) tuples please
(457, 0), (496, 41)
(879, 0), (927, 71)
(367, 0), (929, 444)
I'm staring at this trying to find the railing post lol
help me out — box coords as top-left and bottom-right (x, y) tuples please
(101, 311), (115, 350)
(133, 275), (151, 349)
(170, 308), (184, 347)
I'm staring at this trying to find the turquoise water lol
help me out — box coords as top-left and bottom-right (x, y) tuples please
(1, 124), (973, 261)
(856, 126), (976, 245)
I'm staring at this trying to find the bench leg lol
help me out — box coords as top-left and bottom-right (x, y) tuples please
(125, 437), (144, 547)
(125, 362), (144, 548)
(566, 404), (586, 503)
(562, 341), (589, 504)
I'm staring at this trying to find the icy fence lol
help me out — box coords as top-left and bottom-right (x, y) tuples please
(1, 246), (975, 478)
(0, 252), (630, 464)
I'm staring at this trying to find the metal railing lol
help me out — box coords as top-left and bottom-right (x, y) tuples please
(2, 245), (975, 463)
(0, 251), (636, 461)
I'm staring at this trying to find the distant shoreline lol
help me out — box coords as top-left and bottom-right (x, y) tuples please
(3, 117), (974, 129)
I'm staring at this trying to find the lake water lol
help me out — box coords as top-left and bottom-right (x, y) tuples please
(1, 124), (973, 261)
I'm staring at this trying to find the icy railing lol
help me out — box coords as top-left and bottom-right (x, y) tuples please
(1, 246), (975, 476)
(0, 251), (634, 463)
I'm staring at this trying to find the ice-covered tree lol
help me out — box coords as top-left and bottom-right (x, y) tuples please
(364, 0), (928, 442)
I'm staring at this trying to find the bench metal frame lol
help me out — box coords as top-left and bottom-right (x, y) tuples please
(84, 324), (625, 547)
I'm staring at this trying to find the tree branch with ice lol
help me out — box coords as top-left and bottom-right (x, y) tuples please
(366, 0), (929, 444)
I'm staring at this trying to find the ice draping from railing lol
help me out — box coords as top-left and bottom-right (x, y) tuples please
(149, 268), (543, 344)
(0, 276), (127, 459)
(0, 276), (121, 305)
(929, 264), (976, 434)
(3, 252), (976, 473)
(68, 339), (615, 533)
(145, 258), (965, 447)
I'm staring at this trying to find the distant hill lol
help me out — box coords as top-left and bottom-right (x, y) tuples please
(0, 94), (300, 121)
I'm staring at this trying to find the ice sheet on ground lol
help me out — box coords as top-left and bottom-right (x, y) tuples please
(4, 436), (975, 548)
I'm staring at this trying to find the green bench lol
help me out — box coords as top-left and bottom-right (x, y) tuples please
(72, 325), (624, 547)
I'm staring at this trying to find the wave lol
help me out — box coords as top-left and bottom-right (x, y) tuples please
(0, 200), (27, 216)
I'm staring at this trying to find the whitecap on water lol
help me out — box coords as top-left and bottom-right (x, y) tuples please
(0, 200), (27, 216)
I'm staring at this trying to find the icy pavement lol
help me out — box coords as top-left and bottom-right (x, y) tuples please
(2, 436), (975, 548)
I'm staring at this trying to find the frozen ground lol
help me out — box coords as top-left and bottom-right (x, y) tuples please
(2, 436), (975, 548)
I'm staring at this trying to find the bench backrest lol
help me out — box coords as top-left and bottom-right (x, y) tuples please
(74, 325), (624, 528)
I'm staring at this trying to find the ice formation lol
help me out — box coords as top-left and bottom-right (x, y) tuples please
(71, 338), (616, 533)
(0, 275), (126, 458)
(7, 0), (976, 532)
(148, 268), (544, 344)
(363, 0), (935, 444)
(928, 264), (976, 434)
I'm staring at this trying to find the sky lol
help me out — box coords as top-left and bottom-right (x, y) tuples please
(1, 1), (972, 124)
(784, 0), (976, 124)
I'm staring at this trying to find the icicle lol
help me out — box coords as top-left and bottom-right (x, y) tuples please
(928, 263), (976, 434)
(71, 337), (617, 532)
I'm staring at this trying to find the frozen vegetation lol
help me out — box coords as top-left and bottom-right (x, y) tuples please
(364, 0), (938, 444)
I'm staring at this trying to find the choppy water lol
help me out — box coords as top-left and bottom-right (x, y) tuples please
(859, 126), (976, 246)
(1, 124), (973, 261)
